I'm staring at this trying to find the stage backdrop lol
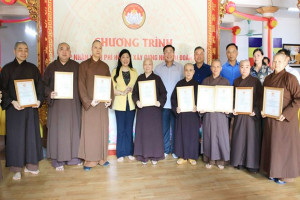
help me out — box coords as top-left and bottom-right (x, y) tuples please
(39, 0), (219, 154)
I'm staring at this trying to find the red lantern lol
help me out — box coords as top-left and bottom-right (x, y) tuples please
(232, 26), (241, 35)
(1, 0), (17, 5)
(268, 17), (277, 29)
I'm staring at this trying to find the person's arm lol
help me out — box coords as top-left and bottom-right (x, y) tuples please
(156, 76), (167, 108)
(42, 65), (55, 106)
(112, 69), (126, 96)
(105, 66), (114, 108)
(281, 75), (300, 121)
(0, 66), (13, 109)
(78, 62), (92, 110)
(252, 79), (263, 119)
(171, 84), (179, 115)
(132, 78), (143, 109)
(34, 66), (45, 108)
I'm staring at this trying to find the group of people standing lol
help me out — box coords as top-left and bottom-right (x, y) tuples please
(0, 40), (299, 185)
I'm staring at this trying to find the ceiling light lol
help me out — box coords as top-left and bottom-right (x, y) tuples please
(288, 7), (299, 12)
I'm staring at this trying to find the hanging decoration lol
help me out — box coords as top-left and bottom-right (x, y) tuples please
(0, 0), (32, 27)
(1, 0), (17, 5)
(0, 17), (31, 24)
(224, 1), (278, 60)
(16, 0), (27, 6)
(220, 26), (240, 44)
(0, 17), (31, 29)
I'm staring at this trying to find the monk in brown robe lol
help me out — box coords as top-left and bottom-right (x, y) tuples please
(78, 40), (114, 171)
(132, 58), (167, 165)
(261, 53), (300, 184)
(200, 59), (231, 170)
(171, 63), (200, 165)
(231, 60), (263, 172)
(43, 43), (82, 171)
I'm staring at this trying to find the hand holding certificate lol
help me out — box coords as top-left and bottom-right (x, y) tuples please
(54, 71), (73, 99)
(197, 86), (215, 112)
(177, 86), (195, 112)
(234, 87), (253, 114)
(214, 86), (234, 113)
(93, 75), (112, 102)
(138, 80), (157, 107)
(14, 79), (38, 108)
(262, 87), (284, 119)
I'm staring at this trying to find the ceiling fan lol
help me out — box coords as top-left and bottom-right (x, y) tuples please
(238, 20), (262, 37)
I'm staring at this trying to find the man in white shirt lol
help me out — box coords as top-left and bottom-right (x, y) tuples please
(154, 45), (184, 159)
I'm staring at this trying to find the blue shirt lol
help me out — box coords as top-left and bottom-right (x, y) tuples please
(154, 61), (184, 109)
(193, 63), (212, 84)
(221, 61), (240, 85)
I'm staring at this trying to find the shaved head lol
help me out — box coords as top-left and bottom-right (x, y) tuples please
(92, 39), (102, 47)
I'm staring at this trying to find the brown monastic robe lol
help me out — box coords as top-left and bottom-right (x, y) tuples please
(201, 75), (231, 165)
(231, 75), (263, 170)
(260, 70), (300, 178)
(78, 57), (114, 167)
(43, 59), (81, 164)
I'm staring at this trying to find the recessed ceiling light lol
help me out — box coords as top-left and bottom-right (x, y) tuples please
(288, 7), (299, 12)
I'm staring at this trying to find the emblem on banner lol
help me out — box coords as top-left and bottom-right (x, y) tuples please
(122, 3), (146, 29)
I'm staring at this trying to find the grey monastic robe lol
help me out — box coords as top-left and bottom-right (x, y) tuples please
(201, 75), (230, 163)
(43, 58), (81, 162)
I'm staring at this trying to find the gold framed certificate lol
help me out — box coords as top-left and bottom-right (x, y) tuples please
(14, 79), (38, 108)
(138, 80), (157, 107)
(262, 87), (284, 119)
(93, 75), (111, 102)
(197, 85), (215, 112)
(234, 87), (253, 114)
(54, 71), (73, 99)
(214, 85), (234, 113)
(177, 86), (195, 112)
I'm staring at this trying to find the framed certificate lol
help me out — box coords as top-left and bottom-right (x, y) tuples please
(262, 87), (284, 119)
(235, 87), (253, 114)
(93, 75), (111, 102)
(14, 79), (38, 108)
(138, 80), (157, 107)
(177, 86), (195, 112)
(197, 85), (215, 112)
(54, 71), (73, 99)
(214, 85), (234, 113)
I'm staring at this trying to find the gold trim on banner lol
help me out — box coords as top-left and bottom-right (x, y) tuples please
(36, 0), (47, 126)
(219, 0), (228, 24)
(47, 0), (54, 65)
(26, 0), (38, 21)
(207, 0), (212, 64)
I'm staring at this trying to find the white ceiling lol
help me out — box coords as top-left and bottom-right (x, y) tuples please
(222, 0), (299, 24)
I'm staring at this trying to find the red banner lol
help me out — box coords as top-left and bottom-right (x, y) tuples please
(207, 0), (219, 64)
